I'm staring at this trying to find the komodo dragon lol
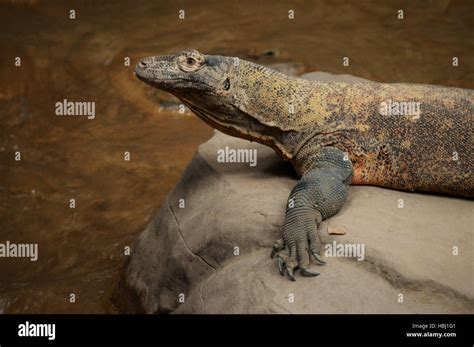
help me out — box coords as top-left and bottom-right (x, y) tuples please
(135, 50), (473, 281)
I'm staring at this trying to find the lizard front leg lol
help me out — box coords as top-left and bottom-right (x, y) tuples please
(271, 147), (353, 281)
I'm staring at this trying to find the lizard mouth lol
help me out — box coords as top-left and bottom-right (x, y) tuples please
(135, 72), (185, 91)
(135, 70), (213, 94)
(134, 66), (177, 84)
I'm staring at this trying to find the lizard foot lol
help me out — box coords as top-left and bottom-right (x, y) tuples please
(271, 147), (351, 280)
(271, 235), (323, 281)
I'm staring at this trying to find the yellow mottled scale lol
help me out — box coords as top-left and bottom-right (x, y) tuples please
(233, 60), (473, 197)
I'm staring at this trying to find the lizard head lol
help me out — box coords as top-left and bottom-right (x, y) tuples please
(135, 50), (301, 161)
(135, 49), (233, 97)
(135, 49), (246, 133)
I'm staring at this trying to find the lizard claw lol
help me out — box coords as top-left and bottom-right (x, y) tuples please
(311, 250), (327, 265)
(275, 251), (296, 280)
(273, 245), (298, 281)
(300, 267), (320, 277)
(277, 257), (285, 276)
(285, 266), (296, 281)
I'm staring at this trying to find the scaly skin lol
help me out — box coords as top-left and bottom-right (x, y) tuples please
(135, 50), (473, 280)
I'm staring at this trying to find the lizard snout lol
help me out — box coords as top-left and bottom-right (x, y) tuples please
(135, 57), (156, 81)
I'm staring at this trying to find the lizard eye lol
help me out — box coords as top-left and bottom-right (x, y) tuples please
(178, 53), (203, 72)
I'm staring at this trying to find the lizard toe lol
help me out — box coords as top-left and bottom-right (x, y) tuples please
(271, 239), (285, 259)
(275, 249), (297, 281)
(308, 226), (326, 265)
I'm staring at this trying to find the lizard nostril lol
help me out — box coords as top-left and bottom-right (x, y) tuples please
(139, 60), (147, 68)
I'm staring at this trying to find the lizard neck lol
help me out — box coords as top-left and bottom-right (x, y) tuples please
(176, 59), (344, 162)
(228, 61), (344, 161)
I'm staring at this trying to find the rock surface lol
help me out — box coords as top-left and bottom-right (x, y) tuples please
(120, 72), (474, 314)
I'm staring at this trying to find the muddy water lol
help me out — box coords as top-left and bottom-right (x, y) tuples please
(0, 0), (472, 313)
